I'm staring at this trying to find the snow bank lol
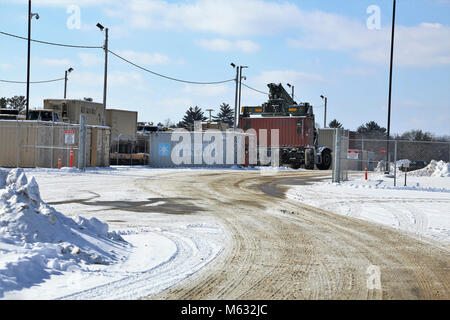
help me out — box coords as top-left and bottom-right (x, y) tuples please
(375, 159), (410, 172)
(287, 173), (450, 243)
(409, 160), (450, 177)
(0, 169), (126, 298)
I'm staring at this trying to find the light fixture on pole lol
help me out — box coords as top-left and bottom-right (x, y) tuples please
(238, 66), (248, 129)
(97, 23), (108, 126)
(64, 67), (74, 99)
(287, 83), (295, 100)
(231, 63), (239, 130)
(206, 109), (214, 123)
(26, 0), (39, 120)
(320, 95), (328, 128)
(385, 0), (396, 174)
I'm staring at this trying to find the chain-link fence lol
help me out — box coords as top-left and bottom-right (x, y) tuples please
(109, 134), (149, 166)
(333, 134), (450, 184)
(0, 120), (110, 169)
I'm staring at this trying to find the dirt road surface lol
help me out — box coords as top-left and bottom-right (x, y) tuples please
(142, 170), (449, 300)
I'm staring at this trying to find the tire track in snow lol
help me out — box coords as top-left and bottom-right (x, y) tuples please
(57, 228), (224, 300)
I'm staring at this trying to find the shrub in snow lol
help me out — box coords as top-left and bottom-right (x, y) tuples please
(0, 169), (127, 297)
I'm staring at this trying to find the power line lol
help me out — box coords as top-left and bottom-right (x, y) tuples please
(108, 49), (235, 85)
(0, 31), (102, 49)
(0, 77), (65, 84)
(241, 83), (269, 95)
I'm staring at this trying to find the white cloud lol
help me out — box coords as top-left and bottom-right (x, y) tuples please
(287, 12), (450, 68)
(106, 0), (301, 36)
(117, 50), (170, 65)
(1, 0), (112, 7)
(196, 38), (260, 53)
(254, 70), (324, 87)
(235, 40), (260, 53)
(78, 53), (103, 67)
(183, 84), (230, 97)
(35, 57), (73, 67)
(0, 63), (13, 70)
(71, 71), (144, 86)
(113, 0), (450, 68)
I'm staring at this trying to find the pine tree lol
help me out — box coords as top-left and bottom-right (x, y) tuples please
(0, 97), (8, 109)
(213, 103), (234, 127)
(7, 96), (27, 114)
(328, 119), (343, 128)
(181, 106), (207, 130)
(357, 121), (387, 137)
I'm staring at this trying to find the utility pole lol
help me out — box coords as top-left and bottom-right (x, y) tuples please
(97, 23), (108, 126)
(206, 109), (214, 122)
(321, 95), (328, 128)
(26, 1), (39, 119)
(238, 66), (248, 129)
(102, 28), (109, 126)
(64, 70), (68, 99)
(232, 63), (239, 130)
(287, 83), (294, 100)
(26, 0), (31, 120)
(385, 0), (396, 174)
(64, 68), (73, 99)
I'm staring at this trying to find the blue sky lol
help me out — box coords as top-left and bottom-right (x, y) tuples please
(0, 0), (449, 135)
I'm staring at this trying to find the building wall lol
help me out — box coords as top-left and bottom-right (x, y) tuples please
(0, 120), (110, 168)
(44, 99), (104, 126)
(106, 109), (137, 140)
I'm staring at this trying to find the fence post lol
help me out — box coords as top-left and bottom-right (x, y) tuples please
(332, 128), (342, 183)
(394, 140), (398, 187)
(78, 115), (86, 171)
(16, 120), (21, 168)
(51, 121), (54, 169)
(35, 125), (38, 168)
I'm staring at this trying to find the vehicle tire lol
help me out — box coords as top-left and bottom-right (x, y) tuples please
(291, 162), (301, 170)
(317, 149), (332, 170)
(305, 162), (315, 170)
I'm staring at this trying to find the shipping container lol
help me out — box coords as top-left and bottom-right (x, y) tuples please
(239, 116), (316, 148)
(44, 99), (104, 126)
(106, 109), (138, 139)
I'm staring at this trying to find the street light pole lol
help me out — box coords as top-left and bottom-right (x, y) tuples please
(26, 1), (39, 120)
(97, 23), (108, 126)
(206, 109), (214, 122)
(102, 27), (109, 126)
(321, 95), (328, 128)
(64, 68), (73, 99)
(64, 70), (68, 99)
(26, 0), (31, 120)
(231, 63), (239, 130)
(238, 66), (248, 129)
(287, 83), (294, 100)
(385, 0), (397, 174)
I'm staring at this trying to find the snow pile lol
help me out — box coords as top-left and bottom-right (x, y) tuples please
(409, 160), (450, 177)
(375, 159), (410, 172)
(0, 169), (126, 298)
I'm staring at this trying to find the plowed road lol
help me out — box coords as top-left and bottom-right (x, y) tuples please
(143, 170), (449, 300)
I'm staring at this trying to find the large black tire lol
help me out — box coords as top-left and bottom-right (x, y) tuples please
(305, 162), (315, 170)
(317, 149), (332, 170)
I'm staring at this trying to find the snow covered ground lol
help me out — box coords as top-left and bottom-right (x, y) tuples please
(287, 162), (450, 243)
(0, 167), (226, 300)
